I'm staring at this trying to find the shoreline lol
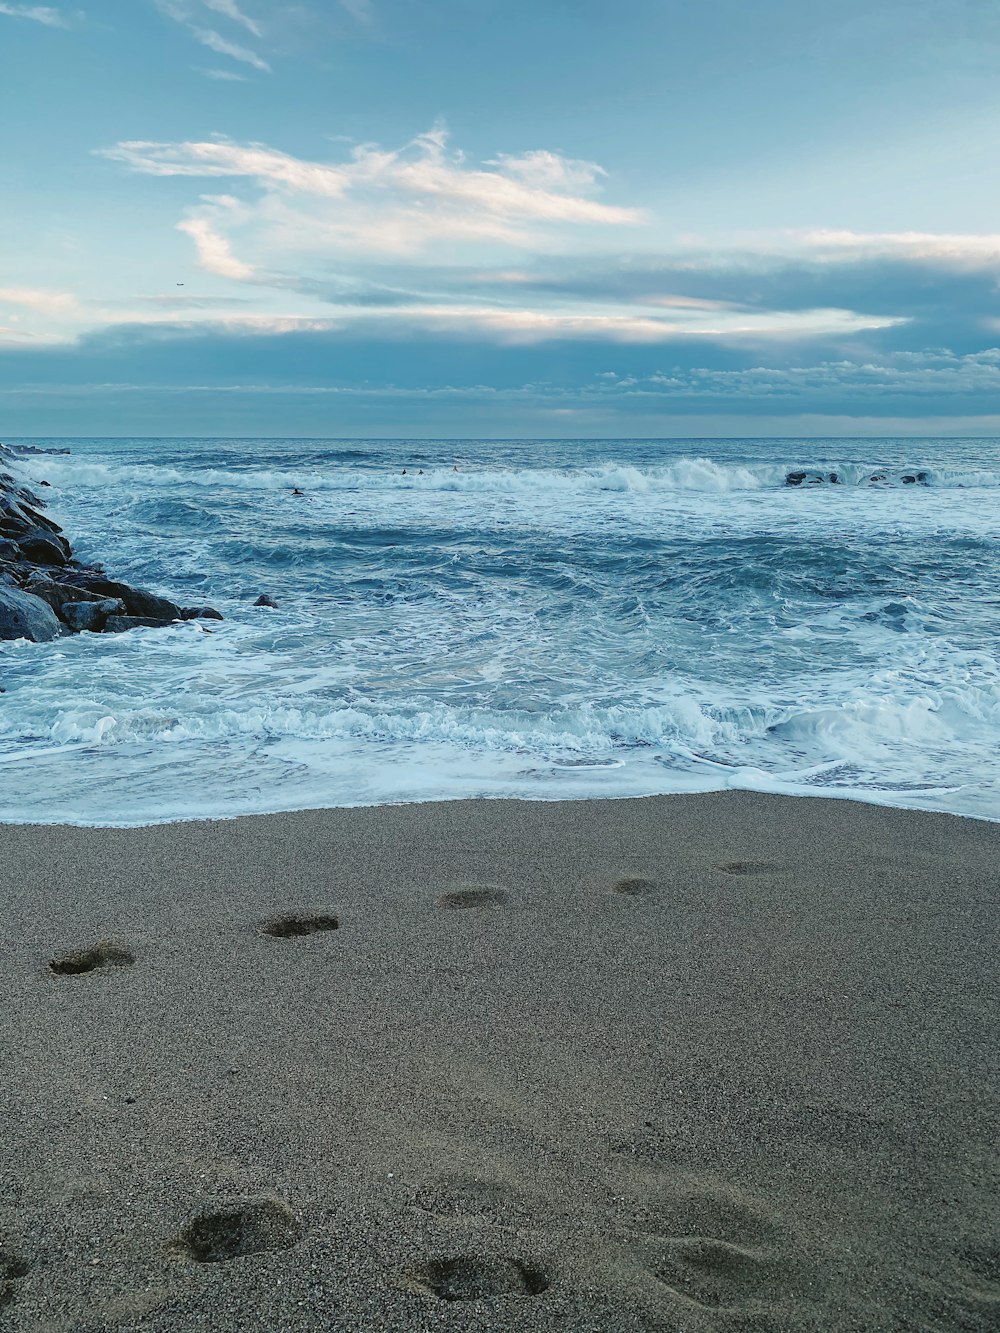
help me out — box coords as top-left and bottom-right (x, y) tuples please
(3, 789), (998, 1330)
(0, 782), (996, 831)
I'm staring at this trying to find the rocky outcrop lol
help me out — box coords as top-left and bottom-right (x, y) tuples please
(0, 442), (223, 641)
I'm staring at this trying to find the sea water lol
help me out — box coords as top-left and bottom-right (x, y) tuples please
(0, 436), (997, 825)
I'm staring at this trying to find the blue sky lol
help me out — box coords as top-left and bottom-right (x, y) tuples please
(2, 0), (1000, 436)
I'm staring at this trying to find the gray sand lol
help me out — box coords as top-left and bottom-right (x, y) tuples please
(1, 791), (998, 1332)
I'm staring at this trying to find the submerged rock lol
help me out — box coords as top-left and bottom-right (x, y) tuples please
(181, 605), (224, 621)
(104, 614), (179, 633)
(0, 586), (64, 641)
(254, 593), (279, 608)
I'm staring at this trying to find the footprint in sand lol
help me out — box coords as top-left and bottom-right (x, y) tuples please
(0, 1253), (30, 1312)
(49, 941), (134, 976)
(263, 913), (339, 938)
(627, 1186), (804, 1311)
(639, 1191), (782, 1249)
(961, 1243), (1000, 1291)
(611, 877), (657, 897)
(436, 887), (508, 909)
(402, 1255), (549, 1302)
(170, 1200), (302, 1264)
(653, 1236), (776, 1309)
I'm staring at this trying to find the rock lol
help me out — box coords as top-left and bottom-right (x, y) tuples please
(61, 598), (126, 632)
(17, 503), (61, 534)
(16, 529), (68, 566)
(61, 573), (182, 620)
(0, 538), (21, 562)
(254, 594), (279, 608)
(103, 615), (178, 633)
(25, 576), (107, 614)
(785, 471), (807, 486)
(0, 586), (64, 641)
(181, 606), (224, 621)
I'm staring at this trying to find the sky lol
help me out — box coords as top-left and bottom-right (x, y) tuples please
(2, 0), (1000, 437)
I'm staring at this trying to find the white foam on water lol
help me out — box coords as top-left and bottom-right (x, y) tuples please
(3, 439), (999, 825)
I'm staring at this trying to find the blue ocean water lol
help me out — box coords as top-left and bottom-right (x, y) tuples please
(1, 436), (998, 825)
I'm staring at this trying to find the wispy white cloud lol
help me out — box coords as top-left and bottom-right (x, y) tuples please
(187, 23), (270, 69)
(154, 0), (269, 70)
(197, 65), (247, 80)
(797, 228), (1000, 266)
(177, 214), (256, 279)
(0, 286), (79, 314)
(103, 127), (645, 274)
(0, 3), (72, 26)
(201, 0), (261, 38)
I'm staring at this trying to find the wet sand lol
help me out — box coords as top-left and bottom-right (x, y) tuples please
(1, 791), (998, 1332)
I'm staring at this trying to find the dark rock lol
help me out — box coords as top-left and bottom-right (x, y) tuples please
(785, 471), (807, 486)
(25, 576), (107, 614)
(17, 503), (61, 534)
(869, 472), (887, 483)
(181, 606), (224, 621)
(828, 472), (840, 483)
(16, 529), (69, 566)
(0, 586), (64, 641)
(0, 539), (21, 562)
(61, 598), (126, 632)
(9, 445), (70, 455)
(254, 594), (279, 608)
(37, 479), (51, 487)
(62, 573), (182, 621)
(103, 615), (178, 633)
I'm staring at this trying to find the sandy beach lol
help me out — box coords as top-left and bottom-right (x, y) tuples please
(1, 790), (998, 1332)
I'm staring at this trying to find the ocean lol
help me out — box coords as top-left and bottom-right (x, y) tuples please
(1, 436), (997, 825)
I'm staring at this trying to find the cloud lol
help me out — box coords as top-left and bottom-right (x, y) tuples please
(326, 303), (901, 345)
(186, 23), (269, 68)
(201, 0), (261, 37)
(798, 229), (1000, 266)
(0, 3), (72, 25)
(103, 127), (647, 285)
(154, 0), (269, 70)
(105, 129), (642, 226)
(177, 215), (256, 279)
(197, 66), (247, 79)
(0, 286), (79, 314)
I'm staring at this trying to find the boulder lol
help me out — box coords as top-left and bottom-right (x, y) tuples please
(17, 502), (61, 534)
(103, 615), (178, 633)
(61, 598), (126, 632)
(0, 586), (64, 641)
(0, 538), (21, 562)
(60, 573), (182, 620)
(254, 593), (279, 608)
(16, 529), (69, 566)
(181, 605), (224, 621)
(25, 576), (106, 614)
